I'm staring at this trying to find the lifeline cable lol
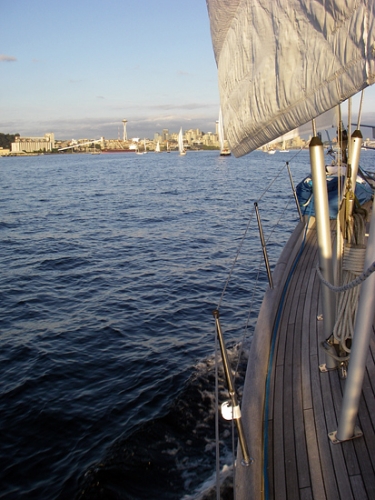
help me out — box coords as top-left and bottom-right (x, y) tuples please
(214, 158), (304, 497)
(217, 161), (292, 310)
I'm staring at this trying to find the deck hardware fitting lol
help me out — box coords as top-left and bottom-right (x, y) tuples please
(221, 400), (242, 420)
(328, 427), (363, 444)
(318, 363), (339, 373)
(339, 362), (348, 379)
(319, 340), (340, 371)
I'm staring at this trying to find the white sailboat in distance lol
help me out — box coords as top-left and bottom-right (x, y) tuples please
(178, 128), (186, 156)
(218, 107), (231, 156)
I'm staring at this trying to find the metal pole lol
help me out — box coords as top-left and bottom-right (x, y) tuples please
(286, 162), (303, 221)
(309, 135), (337, 370)
(254, 202), (274, 289)
(212, 310), (252, 466)
(348, 129), (363, 191)
(336, 203), (375, 441)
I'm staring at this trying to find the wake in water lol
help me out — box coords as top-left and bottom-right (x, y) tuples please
(76, 343), (249, 500)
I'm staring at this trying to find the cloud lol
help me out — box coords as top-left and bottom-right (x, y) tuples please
(108, 102), (218, 112)
(96, 96), (105, 99)
(5, 112), (219, 140)
(0, 54), (17, 62)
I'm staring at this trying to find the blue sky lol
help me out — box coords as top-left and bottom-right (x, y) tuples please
(1, 0), (220, 140)
(2, 0), (375, 141)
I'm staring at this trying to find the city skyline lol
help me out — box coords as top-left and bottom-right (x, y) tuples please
(2, 1), (375, 141)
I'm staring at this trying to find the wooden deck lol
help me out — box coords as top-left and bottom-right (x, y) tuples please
(236, 219), (375, 499)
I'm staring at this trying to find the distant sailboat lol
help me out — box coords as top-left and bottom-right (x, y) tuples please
(280, 138), (289, 152)
(166, 141), (170, 153)
(178, 128), (186, 156)
(155, 141), (161, 153)
(263, 143), (276, 154)
(143, 139), (147, 154)
(218, 108), (231, 156)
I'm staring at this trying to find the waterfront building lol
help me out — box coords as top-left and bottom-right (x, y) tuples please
(11, 133), (55, 153)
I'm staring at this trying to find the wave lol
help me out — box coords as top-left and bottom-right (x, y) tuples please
(75, 343), (249, 500)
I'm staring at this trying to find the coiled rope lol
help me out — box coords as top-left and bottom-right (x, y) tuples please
(316, 211), (375, 354)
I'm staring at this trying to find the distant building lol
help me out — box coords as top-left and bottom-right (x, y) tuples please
(162, 129), (169, 141)
(11, 133), (55, 153)
(202, 131), (219, 147)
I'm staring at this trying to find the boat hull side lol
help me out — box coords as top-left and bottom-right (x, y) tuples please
(236, 219), (308, 499)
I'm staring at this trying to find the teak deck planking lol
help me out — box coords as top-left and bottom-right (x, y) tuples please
(267, 222), (375, 499)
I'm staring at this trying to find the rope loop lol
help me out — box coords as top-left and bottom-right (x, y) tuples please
(317, 260), (375, 292)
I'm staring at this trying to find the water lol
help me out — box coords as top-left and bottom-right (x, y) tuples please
(0, 149), (354, 499)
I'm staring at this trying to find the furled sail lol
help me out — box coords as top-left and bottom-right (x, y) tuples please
(206, 0), (375, 157)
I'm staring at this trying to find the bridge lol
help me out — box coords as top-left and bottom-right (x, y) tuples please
(58, 138), (103, 151)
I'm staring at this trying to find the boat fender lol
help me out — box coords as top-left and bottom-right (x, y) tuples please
(221, 400), (241, 420)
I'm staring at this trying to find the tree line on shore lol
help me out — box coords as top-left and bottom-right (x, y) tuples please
(0, 133), (19, 149)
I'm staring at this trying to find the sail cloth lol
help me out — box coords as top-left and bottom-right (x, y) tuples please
(206, 0), (375, 157)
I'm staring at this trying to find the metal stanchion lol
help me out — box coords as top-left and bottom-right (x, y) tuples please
(254, 202), (273, 289)
(286, 162), (303, 221)
(212, 309), (252, 466)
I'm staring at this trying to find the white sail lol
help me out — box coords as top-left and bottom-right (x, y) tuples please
(178, 128), (186, 155)
(155, 141), (160, 153)
(206, 0), (375, 157)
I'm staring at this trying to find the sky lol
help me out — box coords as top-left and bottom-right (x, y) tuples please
(2, 0), (375, 142)
(1, 0), (220, 140)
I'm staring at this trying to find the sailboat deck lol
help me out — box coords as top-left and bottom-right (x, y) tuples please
(235, 221), (375, 500)
(269, 221), (375, 499)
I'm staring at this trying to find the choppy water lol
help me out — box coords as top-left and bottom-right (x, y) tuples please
(3, 149), (369, 499)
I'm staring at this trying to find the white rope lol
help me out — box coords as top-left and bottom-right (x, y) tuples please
(316, 211), (375, 353)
